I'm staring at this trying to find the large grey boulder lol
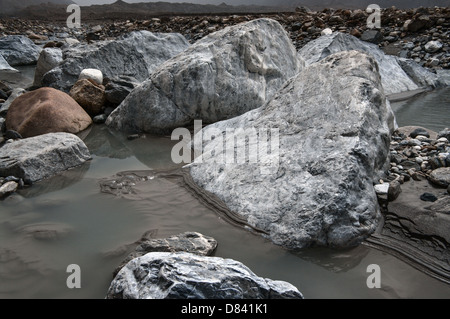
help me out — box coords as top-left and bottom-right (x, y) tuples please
(42, 31), (190, 92)
(188, 50), (394, 249)
(106, 18), (303, 135)
(0, 54), (18, 72)
(33, 48), (63, 87)
(106, 252), (303, 299)
(0, 132), (91, 183)
(298, 32), (442, 96)
(0, 35), (42, 66)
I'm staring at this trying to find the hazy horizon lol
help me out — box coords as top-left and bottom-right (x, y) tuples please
(72, 0), (450, 7)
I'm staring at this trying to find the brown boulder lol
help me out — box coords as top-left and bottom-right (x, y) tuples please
(6, 87), (92, 138)
(70, 79), (106, 116)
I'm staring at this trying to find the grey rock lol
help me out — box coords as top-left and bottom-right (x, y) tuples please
(107, 252), (303, 299)
(0, 35), (42, 66)
(429, 167), (450, 188)
(409, 127), (430, 138)
(420, 192), (438, 202)
(33, 48), (63, 87)
(360, 30), (383, 44)
(0, 88), (26, 116)
(0, 181), (18, 198)
(16, 222), (72, 240)
(93, 114), (107, 124)
(189, 51), (393, 249)
(114, 232), (218, 277)
(437, 128), (450, 141)
(42, 31), (190, 92)
(397, 58), (442, 89)
(298, 32), (440, 95)
(104, 76), (140, 105)
(4, 130), (22, 140)
(424, 41), (443, 53)
(106, 18), (303, 134)
(388, 180), (402, 201)
(436, 70), (450, 86)
(0, 54), (18, 72)
(0, 132), (91, 183)
(0, 117), (5, 133)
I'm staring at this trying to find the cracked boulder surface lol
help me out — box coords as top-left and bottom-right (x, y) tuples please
(189, 50), (394, 249)
(106, 18), (302, 134)
(365, 179), (450, 284)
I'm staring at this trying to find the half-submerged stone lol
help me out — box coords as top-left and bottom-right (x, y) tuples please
(189, 50), (394, 249)
(0, 132), (91, 183)
(106, 18), (303, 134)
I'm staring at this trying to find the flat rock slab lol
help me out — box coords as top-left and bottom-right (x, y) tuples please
(0, 132), (91, 183)
(113, 232), (218, 277)
(107, 252), (303, 299)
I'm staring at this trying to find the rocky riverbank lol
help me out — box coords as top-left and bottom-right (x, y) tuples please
(1, 7), (449, 69)
(0, 11), (449, 297)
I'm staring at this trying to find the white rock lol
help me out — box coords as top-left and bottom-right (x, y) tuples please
(64, 38), (80, 45)
(79, 68), (103, 85)
(374, 183), (390, 195)
(321, 28), (333, 36)
(424, 41), (443, 53)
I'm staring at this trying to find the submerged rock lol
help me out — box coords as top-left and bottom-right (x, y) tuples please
(107, 252), (303, 299)
(113, 232), (218, 277)
(298, 32), (441, 96)
(106, 18), (303, 134)
(42, 31), (190, 92)
(189, 50), (393, 249)
(0, 132), (91, 183)
(6, 87), (92, 138)
(0, 35), (42, 66)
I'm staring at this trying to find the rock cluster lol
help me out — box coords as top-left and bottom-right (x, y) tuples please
(1, 7), (448, 68)
(383, 126), (450, 187)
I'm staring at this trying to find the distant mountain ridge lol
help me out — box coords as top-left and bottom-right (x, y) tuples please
(0, 0), (74, 15)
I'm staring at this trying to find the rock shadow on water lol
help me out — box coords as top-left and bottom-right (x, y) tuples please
(82, 125), (181, 170)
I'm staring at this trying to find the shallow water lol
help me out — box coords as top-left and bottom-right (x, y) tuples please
(1, 125), (449, 299)
(390, 87), (450, 132)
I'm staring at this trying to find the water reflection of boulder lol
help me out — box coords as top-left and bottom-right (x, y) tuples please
(292, 245), (370, 273)
(80, 125), (132, 159)
(84, 124), (181, 170)
(18, 161), (90, 198)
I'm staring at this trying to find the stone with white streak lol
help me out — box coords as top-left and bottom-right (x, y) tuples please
(106, 252), (303, 299)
